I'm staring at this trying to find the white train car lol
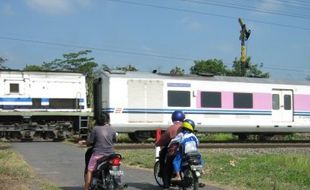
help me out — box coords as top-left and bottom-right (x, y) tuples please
(94, 71), (310, 141)
(0, 70), (91, 141)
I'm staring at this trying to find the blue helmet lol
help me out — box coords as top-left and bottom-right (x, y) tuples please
(183, 119), (196, 132)
(171, 110), (185, 122)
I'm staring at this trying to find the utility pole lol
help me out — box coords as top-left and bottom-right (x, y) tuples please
(238, 18), (251, 76)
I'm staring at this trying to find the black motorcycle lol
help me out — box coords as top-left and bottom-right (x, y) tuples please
(90, 153), (125, 190)
(154, 151), (203, 190)
(84, 147), (125, 190)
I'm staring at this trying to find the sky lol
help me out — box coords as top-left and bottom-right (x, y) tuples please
(0, 0), (309, 80)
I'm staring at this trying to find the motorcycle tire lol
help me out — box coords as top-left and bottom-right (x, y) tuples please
(106, 173), (115, 190)
(153, 161), (165, 188)
(181, 168), (199, 190)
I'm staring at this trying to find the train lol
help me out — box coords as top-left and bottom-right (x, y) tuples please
(94, 70), (310, 141)
(1, 69), (310, 142)
(0, 70), (91, 141)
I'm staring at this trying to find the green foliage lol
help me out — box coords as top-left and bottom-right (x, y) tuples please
(190, 59), (227, 75)
(23, 50), (98, 76)
(227, 57), (270, 78)
(41, 50), (98, 76)
(204, 152), (310, 190)
(120, 149), (154, 168)
(115, 64), (138, 71)
(198, 133), (237, 142)
(24, 64), (44, 71)
(189, 57), (269, 78)
(170, 66), (185, 75)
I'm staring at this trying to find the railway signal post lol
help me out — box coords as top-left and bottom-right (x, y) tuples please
(238, 17), (251, 76)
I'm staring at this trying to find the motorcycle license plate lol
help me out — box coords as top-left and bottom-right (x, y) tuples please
(190, 165), (203, 171)
(109, 170), (124, 176)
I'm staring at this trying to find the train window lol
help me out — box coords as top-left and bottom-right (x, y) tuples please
(201, 91), (221, 108)
(168, 91), (190, 107)
(272, 94), (280, 110)
(284, 95), (291, 110)
(233, 93), (253, 108)
(10, 83), (19, 93)
(32, 98), (42, 108)
(49, 98), (80, 109)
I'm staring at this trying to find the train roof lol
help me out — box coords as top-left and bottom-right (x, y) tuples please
(0, 69), (85, 76)
(102, 70), (310, 86)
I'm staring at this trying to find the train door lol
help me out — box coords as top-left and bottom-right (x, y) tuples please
(272, 89), (293, 122)
(127, 80), (164, 123)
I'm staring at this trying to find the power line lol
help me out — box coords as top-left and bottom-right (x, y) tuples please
(105, 0), (310, 31)
(182, 0), (310, 20)
(1, 36), (309, 74)
(0, 36), (194, 61)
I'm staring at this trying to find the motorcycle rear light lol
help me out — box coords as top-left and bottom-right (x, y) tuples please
(112, 157), (121, 166)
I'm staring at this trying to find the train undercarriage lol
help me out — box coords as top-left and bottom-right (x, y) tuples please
(0, 114), (90, 141)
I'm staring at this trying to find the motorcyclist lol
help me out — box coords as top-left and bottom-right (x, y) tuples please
(82, 114), (117, 190)
(168, 119), (201, 181)
(155, 110), (185, 189)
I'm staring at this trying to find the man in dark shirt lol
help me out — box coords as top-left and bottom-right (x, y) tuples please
(83, 114), (116, 190)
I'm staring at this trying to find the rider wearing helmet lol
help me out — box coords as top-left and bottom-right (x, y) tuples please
(169, 119), (200, 181)
(155, 110), (185, 188)
(182, 119), (196, 132)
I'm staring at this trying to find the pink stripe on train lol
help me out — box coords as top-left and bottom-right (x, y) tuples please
(294, 94), (310, 111)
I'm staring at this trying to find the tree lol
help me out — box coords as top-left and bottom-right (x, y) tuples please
(115, 64), (138, 71)
(170, 66), (185, 75)
(189, 57), (269, 78)
(190, 59), (227, 75)
(24, 64), (44, 71)
(227, 57), (269, 78)
(41, 50), (97, 75)
(0, 56), (8, 69)
(94, 64), (111, 77)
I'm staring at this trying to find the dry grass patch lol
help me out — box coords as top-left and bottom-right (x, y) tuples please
(0, 142), (60, 190)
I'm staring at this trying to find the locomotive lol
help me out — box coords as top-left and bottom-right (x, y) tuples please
(94, 70), (310, 141)
(0, 70), (91, 141)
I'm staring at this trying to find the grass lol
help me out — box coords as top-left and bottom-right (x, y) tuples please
(198, 133), (237, 142)
(1, 132), (309, 190)
(118, 148), (310, 190)
(0, 142), (61, 190)
(204, 152), (310, 190)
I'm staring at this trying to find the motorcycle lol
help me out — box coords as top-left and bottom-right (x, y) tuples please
(84, 146), (126, 190)
(154, 150), (203, 190)
(90, 153), (126, 190)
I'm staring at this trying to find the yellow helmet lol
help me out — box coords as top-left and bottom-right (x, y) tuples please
(182, 119), (195, 132)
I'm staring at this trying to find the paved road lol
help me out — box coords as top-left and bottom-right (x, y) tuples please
(12, 142), (223, 190)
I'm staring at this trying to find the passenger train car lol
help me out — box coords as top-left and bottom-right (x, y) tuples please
(0, 70), (91, 141)
(94, 71), (310, 141)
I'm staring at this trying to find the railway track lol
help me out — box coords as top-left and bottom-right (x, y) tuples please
(114, 141), (310, 149)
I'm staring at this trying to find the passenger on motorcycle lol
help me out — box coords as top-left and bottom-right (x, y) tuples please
(168, 119), (202, 181)
(155, 110), (185, 189)
(83, 114), (117, 190)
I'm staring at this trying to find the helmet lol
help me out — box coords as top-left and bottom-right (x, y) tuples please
(183, 119), (195, 132)
(171, 110), (185, 122)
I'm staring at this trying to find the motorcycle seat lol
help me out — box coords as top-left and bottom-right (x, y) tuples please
(96, 154), (122, 170)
